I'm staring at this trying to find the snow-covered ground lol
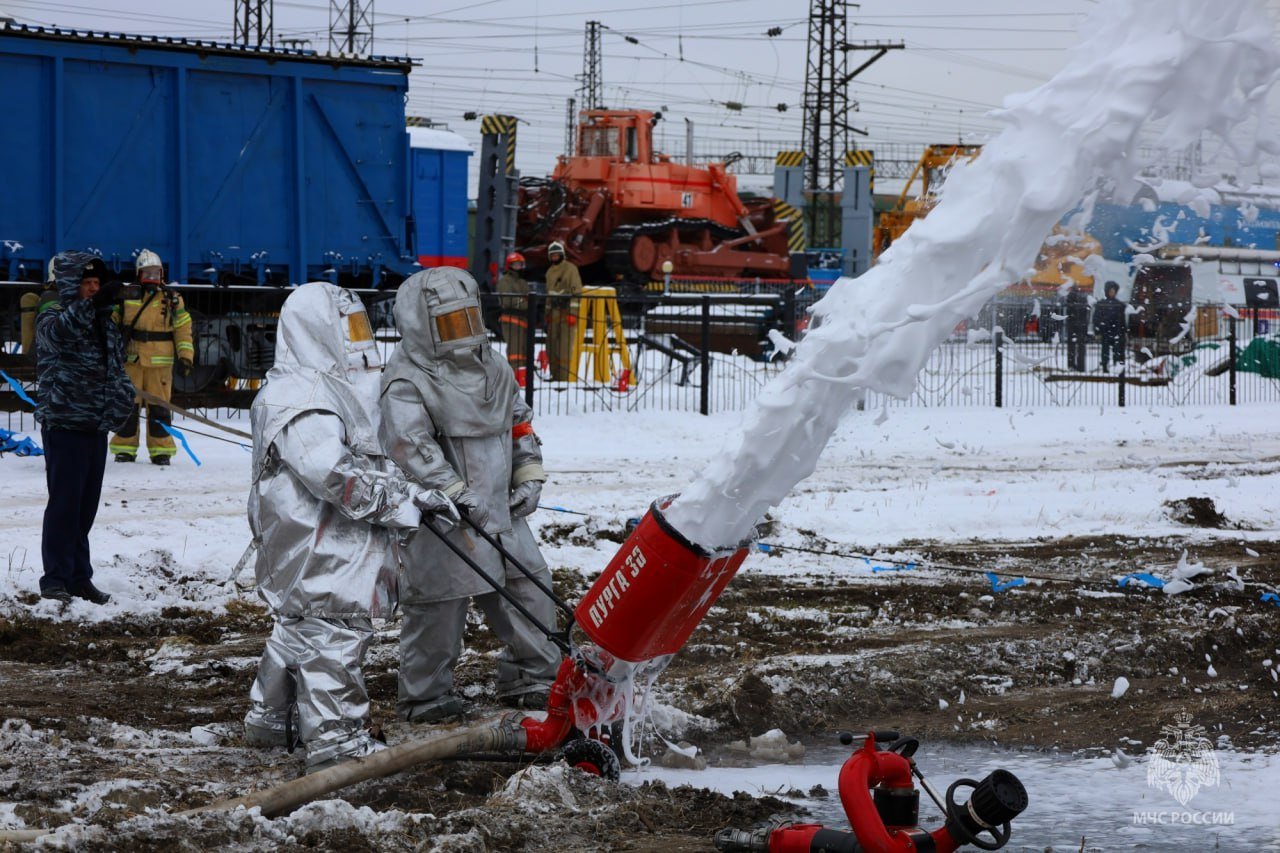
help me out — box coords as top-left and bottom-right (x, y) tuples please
(2, 401), (1277, 620)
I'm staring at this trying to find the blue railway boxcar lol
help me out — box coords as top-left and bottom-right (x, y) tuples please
(408, 124), (472, 271)
(0, 21), (461, 287)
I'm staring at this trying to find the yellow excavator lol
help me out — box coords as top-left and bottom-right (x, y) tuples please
(872, 144), (981, 257)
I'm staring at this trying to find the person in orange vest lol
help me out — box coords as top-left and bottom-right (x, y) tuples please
(109, 249), (194, 465)
(497, 252), (530, 375)
(544, 241), (582, 381)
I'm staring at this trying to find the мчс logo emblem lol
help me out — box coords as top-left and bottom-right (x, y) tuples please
(1146, 713), (1221, 807)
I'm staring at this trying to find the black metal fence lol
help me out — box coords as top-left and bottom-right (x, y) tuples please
(3, 281), (1278, 437)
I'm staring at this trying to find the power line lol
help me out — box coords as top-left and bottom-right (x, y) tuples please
(329, 0), (373, 54)
(233, 0), (273, 47)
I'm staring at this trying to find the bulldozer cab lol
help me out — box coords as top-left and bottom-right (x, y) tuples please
(574, 111), (656, 164)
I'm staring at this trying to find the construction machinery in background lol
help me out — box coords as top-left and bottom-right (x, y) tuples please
(872, 143), (981, 257)
(515, 109), (802, 287)
(876, 144), (1111, 342)
(993, 224), (1103, 341)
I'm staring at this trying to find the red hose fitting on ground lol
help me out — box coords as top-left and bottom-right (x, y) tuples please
(519, 657), (581, 752)
(834, 735), (960, 853)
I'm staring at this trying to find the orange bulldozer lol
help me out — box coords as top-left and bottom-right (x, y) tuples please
(516, 109), (797, 286)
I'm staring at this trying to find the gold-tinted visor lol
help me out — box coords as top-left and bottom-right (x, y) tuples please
(435, 305), (485, 343)
(347, 311), (373, 343)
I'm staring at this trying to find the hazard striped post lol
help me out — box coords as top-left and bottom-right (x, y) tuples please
(842, 149), (875, 276)
(470, 114), (520, 289)
(773, 151), (808, 278)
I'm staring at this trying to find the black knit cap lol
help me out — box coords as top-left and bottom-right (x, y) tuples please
(81, 258), (110, 281)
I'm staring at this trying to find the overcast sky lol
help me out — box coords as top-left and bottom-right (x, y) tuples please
(4, 0), (1275, 191)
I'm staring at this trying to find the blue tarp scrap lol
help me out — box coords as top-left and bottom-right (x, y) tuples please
(0, 428), (43, 457)
(985, 572), (1027, 593)
(1261, 593), (1280, 606)
(0, 370), (37, 407)
(1118, 572), (1166, 589)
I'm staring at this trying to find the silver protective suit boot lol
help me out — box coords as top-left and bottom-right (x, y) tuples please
(244, 712), (293, 748)
(245, 617), (304, 748)
(305, 731), (387, 774)
(248, 616), (375, 758)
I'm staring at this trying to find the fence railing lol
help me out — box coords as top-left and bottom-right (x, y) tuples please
(3, 282), (1278, 436)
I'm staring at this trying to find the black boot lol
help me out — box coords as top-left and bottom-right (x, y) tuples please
(69, 582), (111, 605)
(40, 586), (73, 605)
(114, 453), (135, 463)
(151, 455), (170, 466)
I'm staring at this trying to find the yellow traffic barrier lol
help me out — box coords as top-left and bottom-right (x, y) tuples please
(570, 286), (632, 386)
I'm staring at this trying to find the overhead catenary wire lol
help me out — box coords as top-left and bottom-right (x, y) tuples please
(5, 0), (1119, 203)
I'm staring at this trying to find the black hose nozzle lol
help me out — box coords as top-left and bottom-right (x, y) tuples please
(968, 769), (1028, 827)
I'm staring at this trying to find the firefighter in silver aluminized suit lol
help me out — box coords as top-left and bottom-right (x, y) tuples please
(380, 267), (560, 723)
(243, 282), (456, 772)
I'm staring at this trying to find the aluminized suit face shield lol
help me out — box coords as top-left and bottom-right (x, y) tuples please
(431, 300), (486, 354)
(339, 295), (381, 380)
(276, 283), (380, 380)
(394, 267), (489, 363)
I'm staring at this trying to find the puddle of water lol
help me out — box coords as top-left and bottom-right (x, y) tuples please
(625, 742), (1280, 851)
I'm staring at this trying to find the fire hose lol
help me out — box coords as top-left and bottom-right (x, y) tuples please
(0, 717), (532, 843)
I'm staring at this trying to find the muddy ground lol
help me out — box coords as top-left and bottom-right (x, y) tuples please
(1, 533), (1277, 851)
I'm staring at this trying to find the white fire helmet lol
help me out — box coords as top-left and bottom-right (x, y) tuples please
(136, 248), (165, 285)
(548, 241), (566, 261)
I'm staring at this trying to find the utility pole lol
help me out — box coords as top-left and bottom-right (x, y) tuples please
(580, 20), (603, 111)
(564, 96), (577, 157)
(329, 0), (374, 55)
(233, 0), (273, 48)
(801, 0), (901, 246)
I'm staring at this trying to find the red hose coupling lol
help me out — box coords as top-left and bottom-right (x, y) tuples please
(519, 657), (581, 753)
(764, 823), (825, 852)
(838, 735), (958, 853)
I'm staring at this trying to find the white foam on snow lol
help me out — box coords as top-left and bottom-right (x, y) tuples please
(666, 0), (1280, 549)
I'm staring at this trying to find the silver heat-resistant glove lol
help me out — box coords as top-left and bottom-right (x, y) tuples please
(508, 480), (543, 518)
(415, 488), (462, 531)
(452, 488), (492, 531)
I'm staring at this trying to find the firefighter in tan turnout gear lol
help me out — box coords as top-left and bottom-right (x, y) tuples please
(544, 241), (582, 381)
(497, 251), (530, 375)
(109, 249), (194, 465)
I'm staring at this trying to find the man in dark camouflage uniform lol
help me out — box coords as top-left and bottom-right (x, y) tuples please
(34, 251), (135, 605)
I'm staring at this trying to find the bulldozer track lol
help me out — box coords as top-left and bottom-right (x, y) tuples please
(605, 218), (745, 284)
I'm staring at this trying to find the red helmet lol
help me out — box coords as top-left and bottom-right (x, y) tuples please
(505, 252), (526, 268)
